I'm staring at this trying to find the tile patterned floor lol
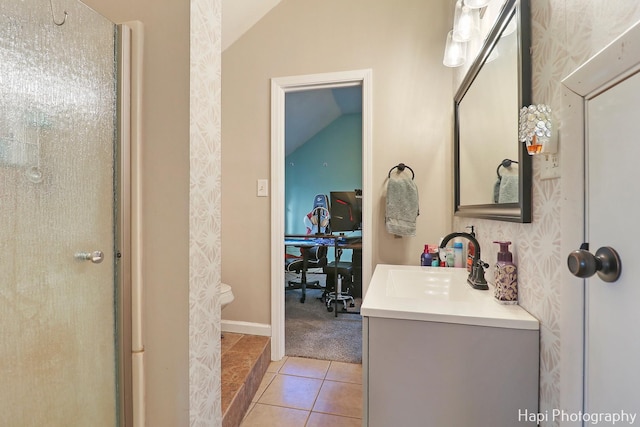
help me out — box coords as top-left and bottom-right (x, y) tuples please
(240, 356), (363, 427)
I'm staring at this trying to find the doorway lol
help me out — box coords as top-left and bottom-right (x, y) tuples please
(0, 3), (130, 425)
(270, 70), (373, 360)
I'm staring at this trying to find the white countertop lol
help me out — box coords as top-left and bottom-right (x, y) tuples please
(361, 264), (539, 330)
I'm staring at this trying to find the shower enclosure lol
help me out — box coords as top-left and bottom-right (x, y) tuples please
(0, 0), (125, 425)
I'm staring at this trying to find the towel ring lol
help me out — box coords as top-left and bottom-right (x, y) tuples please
(496, 159), (518, 179)
(388, 163), (415, 180)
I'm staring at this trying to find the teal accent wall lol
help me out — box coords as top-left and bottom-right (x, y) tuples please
(285, 113), (362, 261)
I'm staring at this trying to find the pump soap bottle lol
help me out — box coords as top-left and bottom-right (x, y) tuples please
(493, 241), (518, 304)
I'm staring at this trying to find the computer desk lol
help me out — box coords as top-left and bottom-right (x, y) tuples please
(284, 233), (362, 317)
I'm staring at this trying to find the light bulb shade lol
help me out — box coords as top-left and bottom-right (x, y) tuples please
(453, 6), (479, 42)
(465, 0), (491, 8)
(443, 30), (466, 67)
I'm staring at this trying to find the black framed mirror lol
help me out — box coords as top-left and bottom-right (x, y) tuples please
(454, 0), (531, 223)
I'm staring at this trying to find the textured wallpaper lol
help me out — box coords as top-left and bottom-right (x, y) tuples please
(454, 1), (640, 425)
(189, 0), (222, 425)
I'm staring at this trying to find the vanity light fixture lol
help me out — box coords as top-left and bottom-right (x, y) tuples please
(519, 104), (557, 155)
(444, 0), (492, 68)
(443, 30), (467, 67)
(452, 2), (479, 42)
(464, 0), (492, 8)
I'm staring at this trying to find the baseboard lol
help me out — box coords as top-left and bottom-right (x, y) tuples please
(221, 319), (272, 337)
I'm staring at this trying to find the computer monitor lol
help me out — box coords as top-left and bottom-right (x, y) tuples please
(329, 190), (362, 232)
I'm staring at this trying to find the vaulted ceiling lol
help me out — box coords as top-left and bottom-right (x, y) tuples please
(221, 0), (282, 52)
(222, 0), (362, 156)
(285, 86), (362, 156)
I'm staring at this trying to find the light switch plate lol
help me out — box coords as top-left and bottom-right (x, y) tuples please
(540, 153), (560, 180)
(257, 179), (268, 197)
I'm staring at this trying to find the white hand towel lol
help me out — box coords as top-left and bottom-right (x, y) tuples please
(385, 172), (419, 236)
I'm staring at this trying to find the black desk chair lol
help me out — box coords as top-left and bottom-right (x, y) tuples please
(286, 195), (331, 303)
(285, 245), (328, 303)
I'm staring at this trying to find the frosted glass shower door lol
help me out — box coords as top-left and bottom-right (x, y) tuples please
(0, 1), (119, 426)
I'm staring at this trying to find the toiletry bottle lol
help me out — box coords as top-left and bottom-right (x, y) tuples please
(453, 241), (463, 268)
(438, 247), (447, 267)
(493, 241), (517, 304)
(446, 248), (455, 267)
(421, 245), (432, 266)
(431, 247), (439, 267)
(466, 225), (475, 273)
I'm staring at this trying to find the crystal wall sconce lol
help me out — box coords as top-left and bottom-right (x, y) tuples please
(518, 104), (557, 155)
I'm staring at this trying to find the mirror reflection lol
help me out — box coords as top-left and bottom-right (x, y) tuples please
(458, 14), (518, 206)
(454, 0), (531, 223)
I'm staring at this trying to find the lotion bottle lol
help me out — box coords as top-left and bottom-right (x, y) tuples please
(493, 241), (518, 304)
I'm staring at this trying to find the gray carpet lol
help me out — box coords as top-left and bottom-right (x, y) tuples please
(285, 281), (362, 364)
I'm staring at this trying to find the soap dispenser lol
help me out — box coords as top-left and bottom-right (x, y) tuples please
(493, 241), (518, 304)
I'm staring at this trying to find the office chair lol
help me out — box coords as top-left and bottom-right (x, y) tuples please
(303, 194), (331, 235)
(286, 245), (328, 303)
(285, 194), (330, 303)
(323, 251), (355, 312)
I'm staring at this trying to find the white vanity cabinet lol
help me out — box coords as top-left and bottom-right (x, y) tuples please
(361, 265), (539, 427)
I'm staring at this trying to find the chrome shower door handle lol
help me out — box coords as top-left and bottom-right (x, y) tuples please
(75, 250), (105, 264)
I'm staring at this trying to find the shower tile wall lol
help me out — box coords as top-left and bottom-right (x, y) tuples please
(454, 1), (640, 425)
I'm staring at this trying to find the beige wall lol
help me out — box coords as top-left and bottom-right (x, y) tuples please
(222, 0), (454, 324)
(79, 0), (191, 425)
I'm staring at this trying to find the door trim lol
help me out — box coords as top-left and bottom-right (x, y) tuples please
(117, 21), (144, 427)
(560, 19), (640, 420)
(116, 24), (133, 427)
(563, 20), (640, 100)
(270, 69), (373, 360)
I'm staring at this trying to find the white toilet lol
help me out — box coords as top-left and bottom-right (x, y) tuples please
(220, 283), (235, 310)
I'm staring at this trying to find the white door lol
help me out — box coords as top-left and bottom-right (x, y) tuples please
(583, 69), (640, 416)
